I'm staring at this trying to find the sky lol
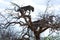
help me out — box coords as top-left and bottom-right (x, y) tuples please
(0, 0), (60, 37)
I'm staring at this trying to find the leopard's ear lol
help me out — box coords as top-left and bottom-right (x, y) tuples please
(32, 7), (34, 12)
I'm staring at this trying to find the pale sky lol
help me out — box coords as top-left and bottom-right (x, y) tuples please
(0, 0), (60, 37)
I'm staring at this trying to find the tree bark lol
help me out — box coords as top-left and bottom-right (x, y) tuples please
(35, 34), (40, 40)
(34, 31), (40, 40)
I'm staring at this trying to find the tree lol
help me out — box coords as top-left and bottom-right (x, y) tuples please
(0, 0), (60, 40)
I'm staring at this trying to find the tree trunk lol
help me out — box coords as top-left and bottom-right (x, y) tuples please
(34, 31), (40, 40)
(35, 34), (40, 40)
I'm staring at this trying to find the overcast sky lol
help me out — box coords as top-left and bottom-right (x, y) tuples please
(0, 0), (60, 37)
